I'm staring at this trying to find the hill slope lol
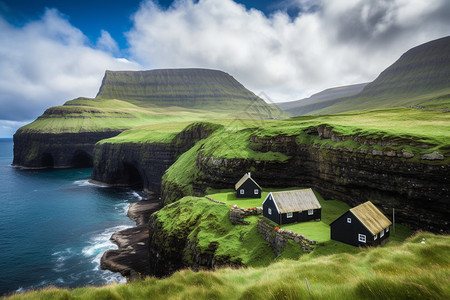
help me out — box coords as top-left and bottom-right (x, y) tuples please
(5, 232), (449, 299)
(96, 68), (277, 115)
(277, 83), (368, 116)
(281, 36), (450, 116)
(13, 68), (281, 168)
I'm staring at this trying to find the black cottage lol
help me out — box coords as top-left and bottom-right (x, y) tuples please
(330, 201), (392, 247)
(235, 172), (261, 198)
(262, 189), (321, 225)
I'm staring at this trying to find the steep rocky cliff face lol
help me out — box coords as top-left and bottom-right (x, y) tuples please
(161, 125), (449, 233)
(13, 131), (121, 168)
(90, 122), (221, 193)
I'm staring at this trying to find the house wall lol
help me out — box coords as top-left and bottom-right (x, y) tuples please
(236, 179), (261, 198)
(279, 208), (320, 225)
(330, 211), (374, 247)
(262, 196), (280, 224)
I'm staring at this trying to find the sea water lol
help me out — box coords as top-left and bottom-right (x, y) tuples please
(0, 139), (143, 296)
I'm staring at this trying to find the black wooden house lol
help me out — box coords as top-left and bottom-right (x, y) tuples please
(262, 189), (321, 225)
(330, 201), (392, 247)
(235, 172), (261, 198)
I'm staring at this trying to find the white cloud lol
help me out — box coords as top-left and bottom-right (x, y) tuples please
(0, 120), (31, 138)
(0, 8), (140, 122)
(96, 30), (120, 55)
(127, 0), (450, 101)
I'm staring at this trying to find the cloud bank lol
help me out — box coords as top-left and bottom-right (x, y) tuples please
(0, 8), (138, 123)
(128, 0), (450, 101)
(0, 0), (449, 136)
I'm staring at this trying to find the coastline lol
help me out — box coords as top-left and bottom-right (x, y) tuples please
(100, 196), (161, 281)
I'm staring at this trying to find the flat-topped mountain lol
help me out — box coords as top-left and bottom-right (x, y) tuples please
(96, 68), (274, 113)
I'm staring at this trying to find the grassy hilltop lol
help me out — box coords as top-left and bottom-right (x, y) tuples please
(17, 69), (281, 135)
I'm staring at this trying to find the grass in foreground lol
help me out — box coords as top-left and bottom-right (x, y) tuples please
(5, 232), (448, 300)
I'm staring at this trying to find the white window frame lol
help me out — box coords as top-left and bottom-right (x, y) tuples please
(308, 209), (314, 215)
(240, 189), (244, 195)
(286, 212), (293, 218)
(254, 189), (259, 195)
(268, 208), (272, 215)
(347, 217), (351, 223)
(374, 234), (377, 240)
(380, 229), (384, 238)
(386, 226), (389, 232)
(358, 234), (366, 243)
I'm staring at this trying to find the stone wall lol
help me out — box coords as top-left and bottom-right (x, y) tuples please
(257, 219), (316, 255)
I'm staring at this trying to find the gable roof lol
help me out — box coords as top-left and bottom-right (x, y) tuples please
(269, 189), (321, 213)
(350, 201), (392, 235)
(235, 173), (261, 190)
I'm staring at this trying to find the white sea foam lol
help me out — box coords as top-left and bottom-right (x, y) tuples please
(52, 248), (76, 272)
(73, 179), (106, 187)
(129, 190), (144, 200)
(115, 202), (130, 214)
(82, 225), (131, 264)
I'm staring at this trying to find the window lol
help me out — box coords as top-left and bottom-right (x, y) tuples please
(240, 189), (244, 195)
(287, 212), (293, 218)
(347, 217), (352, 223)
(268, 208), (272, 215)
(308, 209), (314, 215)
(380, 229), (384, 238)
(254, 189), (259, 195)
(374, 234), (377, 240)
(358, 234), (366, 243)
(386, 226), (389, 232)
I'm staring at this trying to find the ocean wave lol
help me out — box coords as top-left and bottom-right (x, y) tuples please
(115, 202), (130, 214)
(73, 180), (106, 188)
(129, 190), (144, 200)
(82, 225), (132, 266)
(52, 248), (76, 273)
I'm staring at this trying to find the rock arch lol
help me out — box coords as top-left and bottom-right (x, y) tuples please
(122, 162), (143, 188)
(70, 150), (93, 168)
(41, 153), (54, 168)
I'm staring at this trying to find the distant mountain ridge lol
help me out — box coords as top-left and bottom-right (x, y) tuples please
(277, 83), (368, 116)
(280, 36), (450, 116)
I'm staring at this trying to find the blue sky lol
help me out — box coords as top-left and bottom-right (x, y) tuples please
(0, 0), (449, 137)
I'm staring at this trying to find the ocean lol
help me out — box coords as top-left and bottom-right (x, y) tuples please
(0, 139), (142, 296)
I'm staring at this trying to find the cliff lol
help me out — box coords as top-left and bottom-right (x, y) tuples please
(13, 68), (280, 169)
(90, 122), (222, 193)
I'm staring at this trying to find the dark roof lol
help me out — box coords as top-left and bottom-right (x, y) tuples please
(235, 173), (261, 190)
(264, 189), (321, 213)
(350, 201), (392, 235)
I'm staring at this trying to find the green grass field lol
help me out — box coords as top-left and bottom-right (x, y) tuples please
(5, 232), (448, 300)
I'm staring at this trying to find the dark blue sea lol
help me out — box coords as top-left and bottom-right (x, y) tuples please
(0, 139), (143, 296)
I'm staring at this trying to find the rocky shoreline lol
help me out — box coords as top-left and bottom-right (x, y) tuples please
(100, 197), (161, 281)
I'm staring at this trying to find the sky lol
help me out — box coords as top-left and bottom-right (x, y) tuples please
(0, 0), (449, 137)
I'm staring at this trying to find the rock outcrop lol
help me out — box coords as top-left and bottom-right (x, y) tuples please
(13, 131), (121, 168)
(161, 126), (449, 233)
(91, 122), (221, 193)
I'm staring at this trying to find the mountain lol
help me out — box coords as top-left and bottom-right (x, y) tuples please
(96, 68), (277, 115)
(13, 68), (281, 168)
(276, 83), (368, 116)
(281, 36), (450, 116)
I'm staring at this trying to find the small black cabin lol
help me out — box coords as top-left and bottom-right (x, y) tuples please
(262, 189), (321, 225)
(330, 201), (392, 247)
(235, 172), (261, 198)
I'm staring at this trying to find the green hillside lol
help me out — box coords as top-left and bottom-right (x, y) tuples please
(4, 231), (447, 299)
(281, 36), (450, 116)
(96, 69), (279, 116)
(17, 69), (282, 135)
